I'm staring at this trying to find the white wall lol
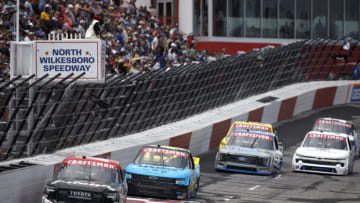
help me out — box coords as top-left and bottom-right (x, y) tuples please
(179, 0), (193, 34)
(135, 0), (151, 9)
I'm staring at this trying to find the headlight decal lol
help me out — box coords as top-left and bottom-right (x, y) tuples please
(257, 157), (270, 167)
(219, 153), (224, 161)
(175, 178), (187, 185)
(105, 192), (118, 201)
(45, 185), (56, 194)
(125, 173), (132, 179)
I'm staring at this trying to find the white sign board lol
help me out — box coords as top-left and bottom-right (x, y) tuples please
(34, 40), (105, 82)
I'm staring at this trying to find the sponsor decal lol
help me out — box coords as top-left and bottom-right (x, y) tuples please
(64, 159), (118, 170)
(307, 133), (346, 142)
(351, 86), (360, 102)
(233, 123), (272, 132)
(316, 120), (352, 128)
(232, 132), (273, 141)
(141, 148), (189, 158)
(229, 146), (260, 152)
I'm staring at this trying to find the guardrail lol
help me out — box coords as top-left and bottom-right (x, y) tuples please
(0, 38), (359, 161)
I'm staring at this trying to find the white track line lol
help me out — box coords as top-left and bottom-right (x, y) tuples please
(127, 197), (181, 203)
(126, 197), (148, 202)
(248, 185), (261, 191)
(274, 174), (282, 179)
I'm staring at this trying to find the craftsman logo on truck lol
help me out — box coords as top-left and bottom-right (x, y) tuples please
(307, 133), (346, 141)
(141, 147), (189, 158)
(65, 159), (118, 170)
(35, 40), (104, 81)
(233, 123), (271, 132)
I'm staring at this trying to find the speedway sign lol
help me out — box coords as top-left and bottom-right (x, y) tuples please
(350, 84), (360, 102)
(35, 40), (105, 82)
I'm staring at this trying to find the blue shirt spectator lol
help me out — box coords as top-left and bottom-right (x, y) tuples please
(158, 55), (166, 69)
(353, 66), (360, 80)
(116, 33), (124, 47)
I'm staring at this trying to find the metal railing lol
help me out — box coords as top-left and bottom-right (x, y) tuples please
(0, 39), (359, 161)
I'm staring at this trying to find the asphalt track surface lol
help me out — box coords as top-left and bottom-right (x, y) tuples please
(127, 104), (360, 203)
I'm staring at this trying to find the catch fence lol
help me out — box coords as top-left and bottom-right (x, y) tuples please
(0, 39), (359, 161)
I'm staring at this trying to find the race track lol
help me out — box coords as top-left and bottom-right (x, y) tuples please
(128, 104), (360, 203)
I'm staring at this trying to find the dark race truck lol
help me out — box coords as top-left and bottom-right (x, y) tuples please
(42, 156), (127, 203)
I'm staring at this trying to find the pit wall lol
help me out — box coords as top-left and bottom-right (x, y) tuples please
(0, 80), (359, 203)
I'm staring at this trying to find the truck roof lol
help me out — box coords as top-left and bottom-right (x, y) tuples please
(316, 117), (353, 126)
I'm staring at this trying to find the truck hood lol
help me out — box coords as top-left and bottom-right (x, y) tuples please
(48, 179), (119, 193)
(295, 147), (349, 159)
(126, 163), (190, 179)
(220, 145), (273, 158)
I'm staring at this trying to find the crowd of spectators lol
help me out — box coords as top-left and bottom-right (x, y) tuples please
(0, 0), (227, 78)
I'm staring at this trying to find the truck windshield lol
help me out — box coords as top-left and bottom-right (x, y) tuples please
(228, 132), (274, 150)
(57, 165), (118, 184)
(134, 147), (190, 169)
(303, 134), (348, 150)
(313, 120), (352, 135)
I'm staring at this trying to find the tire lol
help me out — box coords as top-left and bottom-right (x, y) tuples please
(193, 178), (200, 198)
(187, 185), (191, 199)
(349, 163), (354, 174)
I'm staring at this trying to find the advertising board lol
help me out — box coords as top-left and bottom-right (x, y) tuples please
(350, 84), (360, 102)
(34, 40), (105, 82)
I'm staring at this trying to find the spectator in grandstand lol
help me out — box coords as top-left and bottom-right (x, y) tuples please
(0, 64), (5, 77)
(0, 59), (9, 78)
(187, 42), (198, 61)
(184, 58), (192, 65)
(151, 32), (159, 55)
(352, 65), (360, 80)
(168, 44), (177, 63)
(85, 13), (104, 39)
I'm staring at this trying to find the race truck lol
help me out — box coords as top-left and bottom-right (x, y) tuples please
(292, 131), (355, 175)
(215, 130), (283, 175)
(313, 117), (358, 157)
(125, 145), (200, 200)
(218, 121), (275, 151)
(42, 156), (128, 203)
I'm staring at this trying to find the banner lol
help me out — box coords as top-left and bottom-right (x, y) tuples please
(35, 40), (104, 82)
(350, 84), (360, 102)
